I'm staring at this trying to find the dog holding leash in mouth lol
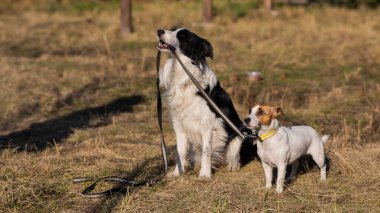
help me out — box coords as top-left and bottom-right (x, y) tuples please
(244, 105), (329, 193)
(156, 28), (254, 178)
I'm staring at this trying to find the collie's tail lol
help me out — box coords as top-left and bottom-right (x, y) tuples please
(321, 135), (329, 145)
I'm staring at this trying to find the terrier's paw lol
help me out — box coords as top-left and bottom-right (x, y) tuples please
(275, 187), (284, 194)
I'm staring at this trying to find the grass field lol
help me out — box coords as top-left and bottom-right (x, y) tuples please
(0, 1), (379, 212)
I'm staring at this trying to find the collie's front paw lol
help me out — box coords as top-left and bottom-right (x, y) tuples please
(165, 170), (180, 178)
(199, 169), (212, 179)
(198, 174), (212, 179)
(227, 160), (240, 172)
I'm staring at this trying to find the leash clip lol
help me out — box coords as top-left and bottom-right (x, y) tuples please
(241, 125), (262, 143)
(251, 131), (263, 143)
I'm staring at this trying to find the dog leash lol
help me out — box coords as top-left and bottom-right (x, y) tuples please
(72, 177), (156, 198)
(73, 46), (261, 198)
(155, 50), (169, 173)
(72, 51), (169, 198)
(168, 47), (260, 143)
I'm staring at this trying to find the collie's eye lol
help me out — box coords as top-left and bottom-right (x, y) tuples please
(259, 110), (265, 115)
(177, 33), (184, 39)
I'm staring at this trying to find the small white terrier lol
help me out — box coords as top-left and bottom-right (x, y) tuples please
(244, 105), (329, 193)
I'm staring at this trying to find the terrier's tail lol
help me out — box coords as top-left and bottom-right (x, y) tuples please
(321, 135), (329, 145)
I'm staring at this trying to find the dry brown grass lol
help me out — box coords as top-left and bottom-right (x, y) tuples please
(0, 1), (379, 212)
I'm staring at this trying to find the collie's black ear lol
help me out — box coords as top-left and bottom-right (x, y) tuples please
(200, 38), (213, 60)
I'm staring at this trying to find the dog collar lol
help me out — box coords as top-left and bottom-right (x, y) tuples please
(259, 126), (280, 141)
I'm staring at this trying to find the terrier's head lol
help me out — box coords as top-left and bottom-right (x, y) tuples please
(243, 105), (284, 129)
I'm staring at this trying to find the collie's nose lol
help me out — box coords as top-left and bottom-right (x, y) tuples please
(244, 117), (251, 125)
(157, 29), (165, 36)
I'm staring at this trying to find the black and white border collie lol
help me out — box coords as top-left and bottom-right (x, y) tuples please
(157, 28), (247, 178)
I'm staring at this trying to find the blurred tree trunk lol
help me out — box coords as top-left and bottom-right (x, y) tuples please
(203, 0), (213, 23)
(121, 0), (133, 35)
(263, 0), (272, 13)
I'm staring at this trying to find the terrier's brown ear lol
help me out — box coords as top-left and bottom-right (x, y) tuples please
(272, 106), (284, 118)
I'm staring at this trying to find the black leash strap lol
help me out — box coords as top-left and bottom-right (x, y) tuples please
(156, 51), (169, 173)
(72, 177), (154, 198)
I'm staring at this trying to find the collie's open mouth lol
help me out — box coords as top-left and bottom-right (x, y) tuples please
(158, 39), (174, 50)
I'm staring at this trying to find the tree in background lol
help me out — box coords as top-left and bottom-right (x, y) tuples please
(203, 0), (213, 23)
(263, 0), (272, 13)
(120, 0), (133, 35)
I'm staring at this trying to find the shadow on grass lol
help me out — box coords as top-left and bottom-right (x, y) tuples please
(283, 155), (331, 185)
(86, 149), (175, 213)
(78, 140), (256, 211)
(0, 77), (108, 132)
(296, 155), (331, 176)
(0, 95), (143, 152)
(240, 141), (258, 167)
(86, 142), (255, 212)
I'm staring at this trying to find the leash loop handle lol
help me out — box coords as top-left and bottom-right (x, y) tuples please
(72, 176), (149, 198)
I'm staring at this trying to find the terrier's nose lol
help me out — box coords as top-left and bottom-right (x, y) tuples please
(244, 117), (251, 125)
(157, 29), (165, 36)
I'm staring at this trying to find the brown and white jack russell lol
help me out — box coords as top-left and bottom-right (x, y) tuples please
(244, 105), (329, 193)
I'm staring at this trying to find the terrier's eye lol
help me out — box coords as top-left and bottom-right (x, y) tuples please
(259, 110), (265, 115)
